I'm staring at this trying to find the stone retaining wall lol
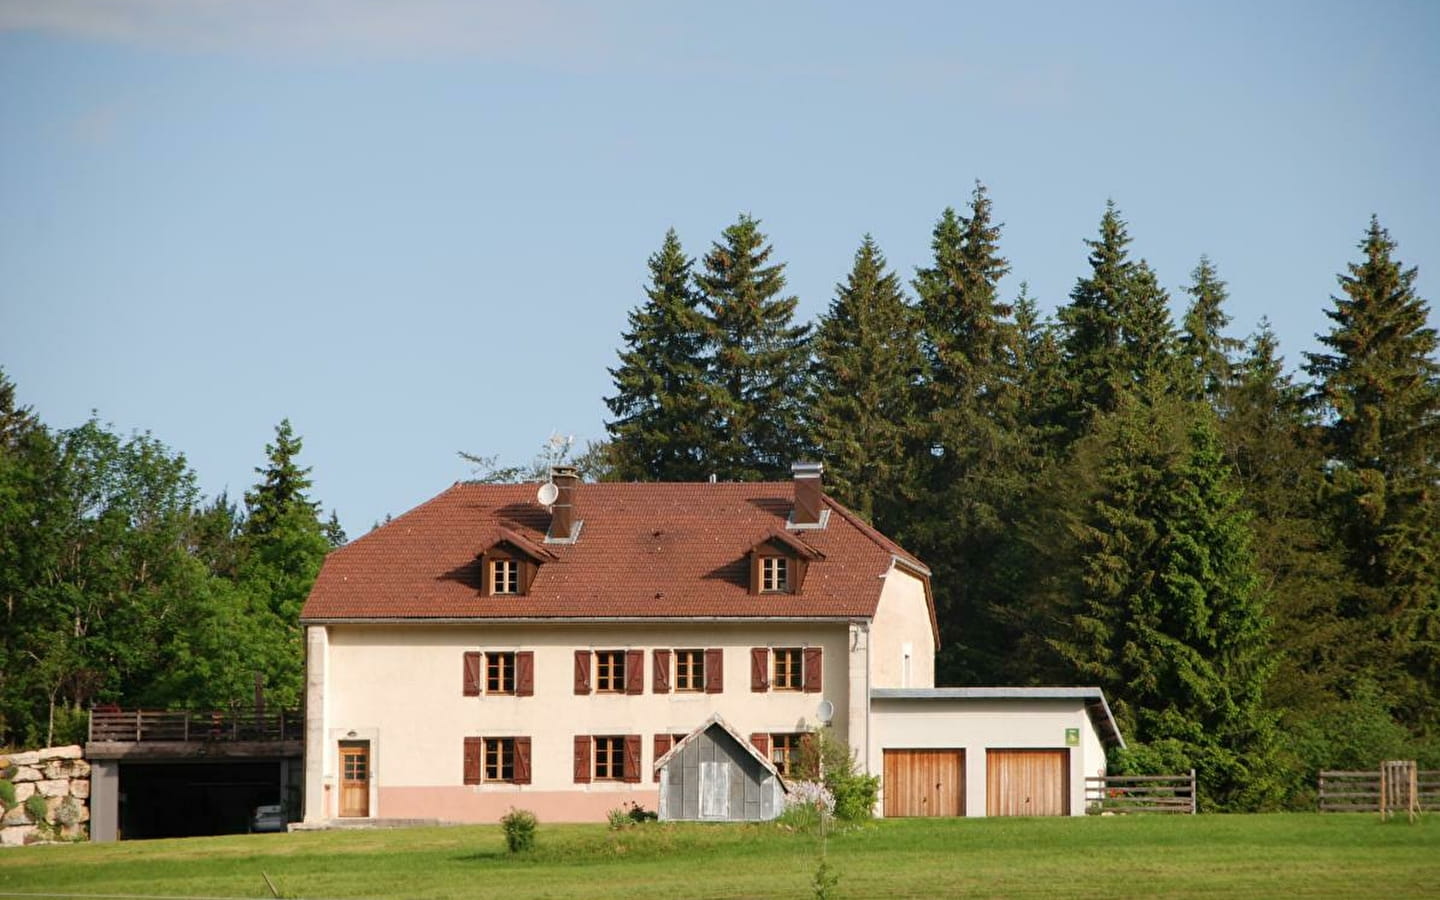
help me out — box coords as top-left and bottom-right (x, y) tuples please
(1, 745), (90, 845)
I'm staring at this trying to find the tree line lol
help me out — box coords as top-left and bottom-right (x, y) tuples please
(600, 186), (1440, 808)
(0, 394), (341, 748)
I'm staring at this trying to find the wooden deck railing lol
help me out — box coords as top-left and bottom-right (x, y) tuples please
(1085, 771), (1197, 814)
(1318, 769), (1440, 813)
(88, 708), (303, 744)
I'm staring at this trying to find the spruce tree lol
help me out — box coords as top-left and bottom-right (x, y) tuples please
(810, 235), (924, 526)
(909, 185), (1032, 682)
(1048, 387), (1278, 808)
(1180, 256), (1241, 403)
(243, 419), (319, 538)
(696, 214), (811, 480)
(604, 229), (713, 481)
(1302, 217), (1440, 730)
(1057, 203), (1178, 436)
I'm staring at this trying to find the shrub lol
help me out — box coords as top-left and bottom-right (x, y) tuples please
(606, 806), (631, 830)
(777, 780), (833, 831)
(499, 807), (537, 853)
(830, 771), (880, 821)
(25, 792), (49, 823)
(0, 779), (15, 810)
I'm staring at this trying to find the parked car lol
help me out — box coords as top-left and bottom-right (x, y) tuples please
(249, 804), (287, 833)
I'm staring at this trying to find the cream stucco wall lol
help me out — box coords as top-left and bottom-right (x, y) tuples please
(869, 696), (1109, 817)
(306, 621), (851, 823)
(868, 565), (935, 689)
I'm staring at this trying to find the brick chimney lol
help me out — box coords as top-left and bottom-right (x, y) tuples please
(791, 461), (824, 527)
(548, 465), (581, 541)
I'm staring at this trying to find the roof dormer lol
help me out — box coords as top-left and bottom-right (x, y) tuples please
(479, 528), (556, 597)
(748, 529), (825, 595)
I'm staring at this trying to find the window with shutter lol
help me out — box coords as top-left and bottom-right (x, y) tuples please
(674, 649), (703, 692)
(463, 652), (481, 697)
(803, 646), (823, 693)
(515, 651), (534, 697)
(593, 736), (624, 780)
(751, 647), (770, 692)
(574, 650), (592, 694)
(623, 734), (642, 784)
(750, 733), (770, 757)
(773, 648), (803, 690)
(771, 733), (803, 775)
(653, 734), (673, 782)
(653, 649), (672, 694)
(486, 652), (516, 694)
(625, 649), (645, 695)
(463, 736), (482, 785)
(513, 736), (532, 784)
(573, 735), (591, 783)
(704, 648), (724, 693)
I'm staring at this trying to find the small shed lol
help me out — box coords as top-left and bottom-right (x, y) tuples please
(654, 713), (788, 822)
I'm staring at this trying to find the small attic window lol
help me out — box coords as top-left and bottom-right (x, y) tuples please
(478, 530), (555, 598)
(747, 531), (822, 595)
(491, 559), (519, 595)
(760, 557), (789, 593)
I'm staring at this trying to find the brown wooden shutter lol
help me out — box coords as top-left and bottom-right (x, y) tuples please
(749, 553), (760, 594)
(481, 554), (494, 596)
(463, 652), (481, 697)
(513, 737), (532, 784)
(653, 649), (672, 694)
(519, 560), (536, 595)
(573, 735), (591, 783)
(623, 734), (642, 784)
(704, 648), (724, 693)
(653, 734), (673, 783)
(750, 733), (770, 757)
(463, 737), (482, 785)
(515, 651), (534, 697)
(574, 650), (591, 694)
(803, 646), (823, 693)
(751, 647), (770, 692)
(625, 649), (645, 695)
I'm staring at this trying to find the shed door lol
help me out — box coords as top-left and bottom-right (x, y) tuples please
(883, 749), (964, 817)
(339, 742), (370, 818)
(700, 761), (729, 819)
(986, 749), (1068, 816)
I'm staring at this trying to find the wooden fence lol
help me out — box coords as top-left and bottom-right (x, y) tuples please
(1318, 767), (1440, 813)
(1084, 771), (1197, 814)
(88, 708), (302, 744)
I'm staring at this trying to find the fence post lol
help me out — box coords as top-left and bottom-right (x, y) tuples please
(1189, 769), (1197, 814)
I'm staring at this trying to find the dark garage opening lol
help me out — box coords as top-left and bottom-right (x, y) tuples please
(120, 760), (281, 839)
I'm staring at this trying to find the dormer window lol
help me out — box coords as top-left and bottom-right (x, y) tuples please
(760, 557), (789, 593)
(747, 529), (824, 595)
(478, 528), (557, 598)
(491, 559), (519, 595)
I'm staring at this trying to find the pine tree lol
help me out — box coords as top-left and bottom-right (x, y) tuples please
(604, 229), (713, 481)
(1180, 256), (1241, 402)
(1302, 217), (1440, 730)
(696, 214), (812, 480)
(810, 235), (924, 525)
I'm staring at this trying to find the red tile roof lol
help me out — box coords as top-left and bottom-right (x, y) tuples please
(301, 480), (930, 623)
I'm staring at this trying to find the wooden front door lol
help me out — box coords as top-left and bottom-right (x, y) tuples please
(883, 749), (964, 817)
(986, 749), (1069, 816)
(340, 743), (370, 818)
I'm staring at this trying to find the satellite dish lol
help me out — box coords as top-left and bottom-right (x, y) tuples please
(816, 699), (835, 726)
(536, 482), (559, 507)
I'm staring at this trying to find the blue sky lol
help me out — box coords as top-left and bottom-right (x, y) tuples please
(2, 0), (1437, 537)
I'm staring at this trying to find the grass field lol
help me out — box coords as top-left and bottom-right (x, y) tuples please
(1, 814), (1436, 899)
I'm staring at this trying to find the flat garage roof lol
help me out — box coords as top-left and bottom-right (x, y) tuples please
(870, 686), (1125, 749)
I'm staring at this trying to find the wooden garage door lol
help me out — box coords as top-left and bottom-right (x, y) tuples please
(883, 749), (964, 817)
(986, 750), (1068, 816)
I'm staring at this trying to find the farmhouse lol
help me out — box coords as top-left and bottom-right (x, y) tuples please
(299, 464), (1121, 824)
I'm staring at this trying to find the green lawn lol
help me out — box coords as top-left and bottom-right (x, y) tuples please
(1, 814), (1436, 899)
